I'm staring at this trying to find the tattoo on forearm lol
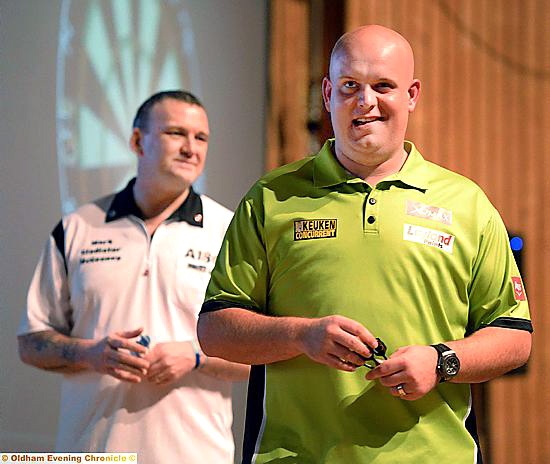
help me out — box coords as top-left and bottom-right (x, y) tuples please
(61, 343), (79, 362)
(23, 332), (80, 367)
(30, 333), (53, 352)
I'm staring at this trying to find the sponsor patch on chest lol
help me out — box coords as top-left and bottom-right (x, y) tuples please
(406, 200), (452, 225)
(403, 224), (455, 253)
(185, 248), (214, 272)
(294, 219), (337, 241)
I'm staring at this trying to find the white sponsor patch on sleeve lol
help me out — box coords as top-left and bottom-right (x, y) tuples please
(403, 223), (455, 253)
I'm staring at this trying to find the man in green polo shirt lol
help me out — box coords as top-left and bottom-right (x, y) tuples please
(198, 25), (532, 463)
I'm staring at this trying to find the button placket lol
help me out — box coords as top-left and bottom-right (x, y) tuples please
(364, 190), (380, 233)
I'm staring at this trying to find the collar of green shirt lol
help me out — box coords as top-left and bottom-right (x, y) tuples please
(313, 139), (429, 192)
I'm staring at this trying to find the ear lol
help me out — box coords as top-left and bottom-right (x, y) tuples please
(407, 79), (421, 113)
(129, 128), (144, 156)
(321, 76), (333, 113)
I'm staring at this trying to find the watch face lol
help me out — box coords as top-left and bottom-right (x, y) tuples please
(444, 356), (460, 376)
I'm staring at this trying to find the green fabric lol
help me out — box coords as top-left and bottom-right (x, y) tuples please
(205, 140), (530, 463)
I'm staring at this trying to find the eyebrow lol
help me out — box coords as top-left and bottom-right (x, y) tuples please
(163, 125), (209, 134)
(336, 75), (398, 85)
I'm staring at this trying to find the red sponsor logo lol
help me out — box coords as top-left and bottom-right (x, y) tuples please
(512, 277), (526, 301)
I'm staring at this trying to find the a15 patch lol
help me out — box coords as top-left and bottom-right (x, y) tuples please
(294, 219), (337, 241)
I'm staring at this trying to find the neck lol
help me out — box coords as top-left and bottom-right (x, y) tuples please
(133, 177), (190, 220)
(337, 148), (408, 186)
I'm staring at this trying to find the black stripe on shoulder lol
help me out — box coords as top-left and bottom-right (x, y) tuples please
(200, 299), (260, 314)
(242, 365), (266, 464)
(483, 317), (533, 333)
(51, 220), (67, 274)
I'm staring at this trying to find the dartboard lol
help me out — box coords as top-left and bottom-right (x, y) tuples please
(56, 0), (201, 213)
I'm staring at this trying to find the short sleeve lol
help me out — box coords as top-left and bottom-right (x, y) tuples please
(202, 189), (270, 314)
(17, 221), (74, 336)
(467, 208), (532, 333)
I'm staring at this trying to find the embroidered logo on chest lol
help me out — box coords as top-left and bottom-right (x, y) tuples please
(80, 239), (121, 264)
(294, 219), (337, 241)
(403, 224), (455, 253)
(406, 200), (452, 225)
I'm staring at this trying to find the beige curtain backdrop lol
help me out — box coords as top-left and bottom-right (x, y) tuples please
(267, 0), (549, 462)
(266, 0), (310, 170)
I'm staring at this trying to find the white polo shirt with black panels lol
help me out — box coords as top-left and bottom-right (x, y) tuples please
(19, 179), (235, 464)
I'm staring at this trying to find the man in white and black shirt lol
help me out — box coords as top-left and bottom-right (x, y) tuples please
(18, 90), (249, 464)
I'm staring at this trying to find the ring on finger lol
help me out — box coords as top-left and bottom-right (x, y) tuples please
(395, 384), (407, 397)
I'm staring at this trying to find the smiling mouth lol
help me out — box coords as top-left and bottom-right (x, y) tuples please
(175, 158), (196, 165)
(352, 117), (382, 127)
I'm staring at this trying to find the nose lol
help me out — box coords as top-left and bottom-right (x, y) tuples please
(180, 135), (195, 157)
(359, 85), (376, 109)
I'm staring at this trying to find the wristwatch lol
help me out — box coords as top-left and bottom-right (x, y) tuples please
(431, 343), (460, 382)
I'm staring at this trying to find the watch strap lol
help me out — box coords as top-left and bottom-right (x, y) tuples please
(430, 343), (458, 382)
(431, 343), (452, 356)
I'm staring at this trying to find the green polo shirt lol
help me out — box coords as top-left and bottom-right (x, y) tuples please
(203, 140), (531, 463)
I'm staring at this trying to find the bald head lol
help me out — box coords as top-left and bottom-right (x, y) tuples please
(329, 25), (415, 81)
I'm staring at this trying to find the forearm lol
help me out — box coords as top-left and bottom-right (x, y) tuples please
(447, 327), (532, 383)
(18, 330), (93, 373)
(198, 356), (250, 381)
(197, 308), (308, 365)
(364, 326), (532, 400)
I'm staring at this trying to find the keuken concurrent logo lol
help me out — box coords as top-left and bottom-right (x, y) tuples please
(294, 219), (338, 241)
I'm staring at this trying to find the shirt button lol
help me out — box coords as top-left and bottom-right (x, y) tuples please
(367, 216), (376, 224)
(368, 197), (377, 205)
